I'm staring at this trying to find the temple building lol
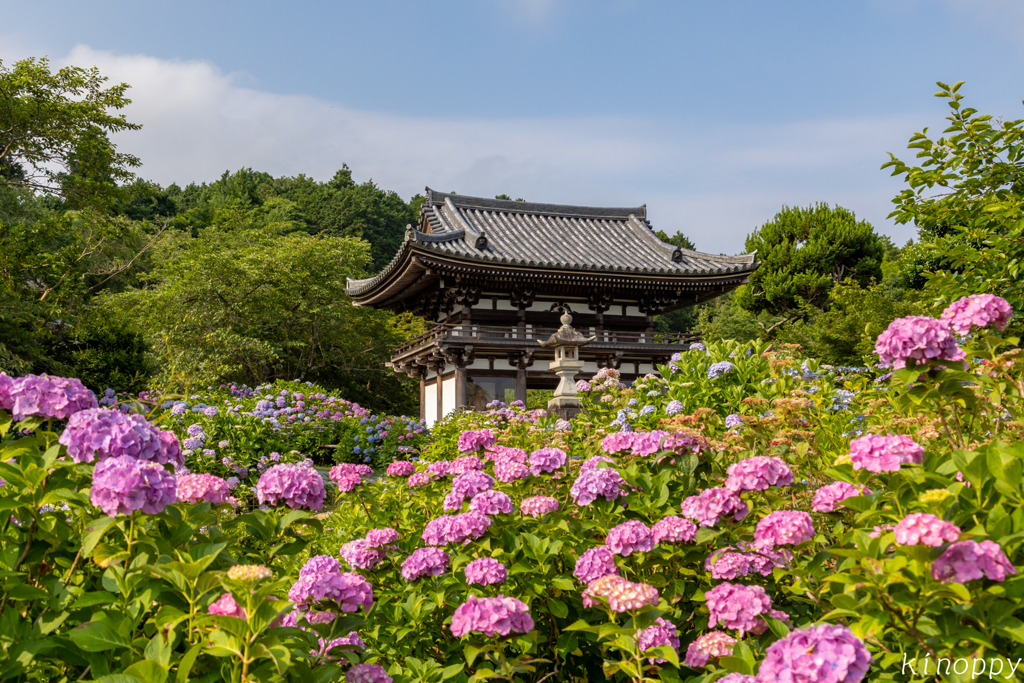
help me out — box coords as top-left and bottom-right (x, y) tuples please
(345, 189), (758, 426)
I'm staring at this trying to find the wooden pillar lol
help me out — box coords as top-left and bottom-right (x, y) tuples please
(455, 366), (467, 408)
(515, 367), (527, 404)
(419, 377), (426, 423)
(436, 371), (444, 421)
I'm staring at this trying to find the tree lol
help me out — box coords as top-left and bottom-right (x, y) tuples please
(883, 81), (1024, 330)
(0, 57), (141, 207)
(734, 203), (884, 326)
(653, 229), (700, 333)
(654, 229), (696, 251)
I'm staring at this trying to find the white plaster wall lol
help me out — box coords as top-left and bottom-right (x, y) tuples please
(638, 363), (655, 376)
(625, 306), (644, 318)
(441, 376), (456, 416)
(425, 383), (438, 427)
(466, 359), (491, 371)
(425, 370), (437, 381)
(581, 361), (600, 375)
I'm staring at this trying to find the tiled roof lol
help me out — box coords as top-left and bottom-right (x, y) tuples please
(346, 189), (757, 297)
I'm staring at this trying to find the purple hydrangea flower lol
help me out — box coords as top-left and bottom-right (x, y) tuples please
(680, 488), (749, 527)
(421, 512), (492, 546)
(464, 557), (507, 586)
(941, 294), (1013, 336)
(707, 361), (734, 379)
(574, 546), (619, 584)
(576, 380), (592, 392)
(570, 467), (625, 506)
(637, 617), (681, 664)
(665, 400), (684, 415)
(176, 473), (233, 505)
(724, 456), (793, 492)
(520, 496), (559, 517)
(606, 520), (654, 556)
(757, 624), (873, 683)
(426, 460), (451, 478)
(401, 547), (451, 581)
(811, 481), (868, 513)
(288, 559), (374, 612)
(528, 447), (567, 475)
(469, 490), (514, 515)
(60, 408), (183, 465)
(755, 511), (815, 548)
(725, 413), (744, 429)
(447, 471), (494, 507)
(874, 315), (965, 369)
(450, 455), (484, 475)
(340, 539), (385, 570)
(849, 434), (924, 473)
(450, 595), (534, 638)
(457, 429), (496, 452)
(257, 463), (326, 510)
(7, 374), (97, 421)
(346, 664), (392, 683)
(931, 540), (1016, 583)
(652, 516), (697, 545)
(91, 456), (177, 516)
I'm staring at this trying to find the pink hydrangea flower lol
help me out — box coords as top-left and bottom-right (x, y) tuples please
(329, 464), (364, 492)
(652, 516), (697, 545)
(631, 430), (668, 456)
(422, 512), (492, 546)
(288, 560), (374, 613)
(60, 408), (183, 465)
(340, 539), (385, 570)
(408, 471), (433, 487)
(457, 429), (496, 452)
(176, 473), (233, 505)
(894, 513), (960, 547)
(521, 496), (559, 518)
(931, 540), (1017, 584)
(724, 456), (793, 492)
(680, 488), (749, 527)
(637, 617), (681, 664)
(386, 460), (416, 477)
(570, 468), (625, 505)
(874, 315), (965, 369)
(581, 575), (658, 612)
(209, 593), (246, 619)
(426, 460), (451, 478)
(941, 294), (1013, 336)
(705, 549), (754, 580)
(758, 624), (873, 683)
(365, 528), (399, 548)
(450, 455), (484, 475)
(812, 482), (869, 512)
(401, 547), (450, 581)
(529, 447), (567, 475)
(91, 456), (177, 516)
(718, 675), (756, 683)
(470, 490), (514, 515)
(7, 374), (97, 421)
(683, 631), (737, 668)
(486, 445), (527, 463)
(494, 459), (530, 483)
(449, 471), (495, 506)
(601, 432), (636, 454)
(580, 455), (617, 472)
(257, 464), (325, 510)
(464, 557), (507, 586)
(849, 434), (925, 473)
(346, 663), (393, 683)
(574, 546), (619, 584)
(755, 511), (815, 547)
(450, 595), (534, 637)
(705, 582), (788, 636)
(606, 520), (654, 556)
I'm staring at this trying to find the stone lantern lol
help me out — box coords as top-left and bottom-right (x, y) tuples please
(538, 310), (595, 420)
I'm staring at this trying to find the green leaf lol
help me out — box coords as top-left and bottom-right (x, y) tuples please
(547, 598), (568, 619)
(69, 621), (132, 653)
(764, 615), (790, 639)
(83, 517), (118, 557)
(123, 660), (168, 683)
(174, 643), (204, 683)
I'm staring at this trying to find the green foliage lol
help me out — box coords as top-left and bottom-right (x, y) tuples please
(695, 291), (777, 343)
(883, 81), (1024, 332)
(0, 57), (141, 209)
(735, 203), (885, 320)
(107, 209), (418, 413)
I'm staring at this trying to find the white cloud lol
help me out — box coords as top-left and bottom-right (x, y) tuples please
(33, 45), (921, 252)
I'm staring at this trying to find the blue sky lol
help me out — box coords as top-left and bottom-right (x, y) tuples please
(4, 1), (1023, 253)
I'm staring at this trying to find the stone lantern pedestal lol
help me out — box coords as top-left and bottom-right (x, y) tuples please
(538, 311), (595, 421)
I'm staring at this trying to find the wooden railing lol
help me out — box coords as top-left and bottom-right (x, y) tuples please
(391, 323), (701, 356)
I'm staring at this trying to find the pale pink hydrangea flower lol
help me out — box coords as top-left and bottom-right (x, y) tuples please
(421, 512), (492, 546)
(401, 547), (450, 581)
(601, 432), (636, 454)
(941, 294), (1013, 336)
(849, 433), (925, 473)
(520, 496), (559, 518)
(457, 429), (496, 452)
(450, 455), (484, 475)
(176, 473), (233, 505)
(581, 575), (658, 612)
(386, 460), (416, 477)
(258, 463), (325, 510)
(494, 459), (530, 483)
(874, 315), (965, 369)
(408, 471), (433, 487)
(683, 631), (737, 668)
(893, 513), (960, 547)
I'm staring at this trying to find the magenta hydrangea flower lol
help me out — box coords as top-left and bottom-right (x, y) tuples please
(346, 663), (393, 683)
(755, 511), (815, 548)
(931, 540), (1017, 583)
(451, 455), (484, 475)
(426, 460), (451, 478)
(7, 374), (97, 421)
(449, 471), (495, 506)
(758, 624), (873, 683)
(329, 464), (364, 492)
(874, 315), (965, 369)
(529, 447), (567, 475)
(288, 561), (374, 612)
(209, 593), (246, 619)
(680, 488), (749, 527)
(316, 631), (365, 661)
(894, 513), (960, 547)
(601, 432), (635, 454)
(637, 617), (681, 664)
(340, 540), (385, 570)
(581, 575), (658, 612)
(683, 631), (737, 668)
(257, 464), (326, 510)
(365, 528), (399, 548)
(464, 557), (507, 586)
(401, 547), (451, 581)
(494, 459), (530, 483)
(176, 473), (233, 505)
(941, 294), (1013, 336)
(422, 512), (492, 546)
(724, 456), (793, 492)
(705, 582), (788, 636)
(91, 456), (177, 516)
(450, 595), (534, 638)
(606, 520), (654, 556)
(652, 516), (698, 545)
(570, 467), (625, 505)
(59, 408), (183, 465)
(408, 471), (433, 487)
(574, 546), (619, 584)
(469, 490), (514, 515)
(812, 482), (869, 512)
(387, 460), (416, 477)
(457, 429), (496, 452)
(849, 434), (925, 473)
(521, 496), (559, 518)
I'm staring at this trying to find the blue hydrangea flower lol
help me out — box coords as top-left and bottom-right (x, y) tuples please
(707, 361), (735, 379)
